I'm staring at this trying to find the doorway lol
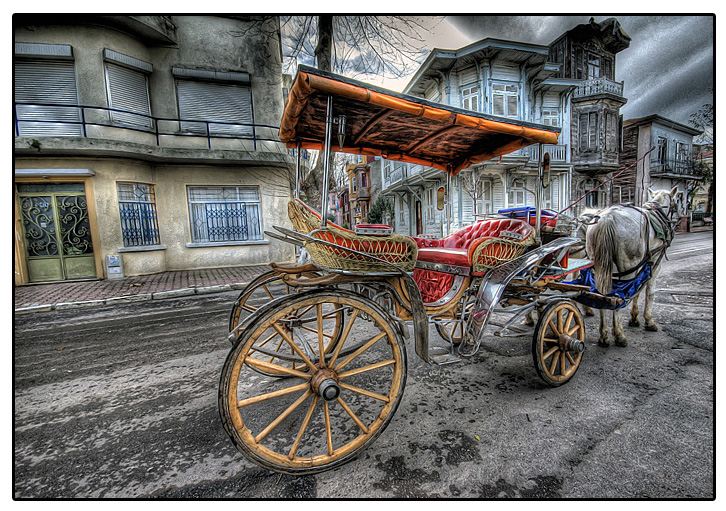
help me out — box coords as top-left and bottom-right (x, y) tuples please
(17, 182), (96, 282)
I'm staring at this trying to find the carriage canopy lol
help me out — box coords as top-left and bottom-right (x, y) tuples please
(280, 65), (560, 175)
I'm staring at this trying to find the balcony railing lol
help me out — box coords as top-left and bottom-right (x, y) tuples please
(528, 144), (568, 163)
(14, 102), (281, 150)
(573, 78), (624, 98)
(650, 158), (706, 178)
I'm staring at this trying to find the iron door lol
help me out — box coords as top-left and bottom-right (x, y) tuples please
(18, 182), (96, 282)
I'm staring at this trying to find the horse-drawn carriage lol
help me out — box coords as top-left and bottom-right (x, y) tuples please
(218, 66), (676, 475)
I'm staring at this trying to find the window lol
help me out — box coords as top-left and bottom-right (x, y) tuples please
(14, 44), (81, 137)
(492, 83), (518, 118)
(587, 54), (601, 79)
(542, 109), (560, 127)
(398, 196), (406, 224)
(475, 179), (493, 217)
(461, 85), (480, 112)
(508, 179), (526, 207)
(426, 188), (435, 224)
(104, 50), (153, 129)
(656, 137), (668, 163)
(117, 183), (161, 247)
(605, 112), (617, 152)
(175, 68), (253, 136)
(579, 112), (599, 152)
(188, 186), (262, 243)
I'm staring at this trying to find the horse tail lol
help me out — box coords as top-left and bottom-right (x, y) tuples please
(587, 216), (617, 294)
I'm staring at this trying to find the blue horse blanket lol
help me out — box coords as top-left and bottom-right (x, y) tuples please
(564, 263), (652, 310)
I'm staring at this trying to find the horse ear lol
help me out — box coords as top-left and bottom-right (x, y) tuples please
(670, 186), (678, 197)
(647, 187), (654, 199)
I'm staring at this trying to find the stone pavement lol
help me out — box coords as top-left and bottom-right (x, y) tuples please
(14, 264), (269, 314)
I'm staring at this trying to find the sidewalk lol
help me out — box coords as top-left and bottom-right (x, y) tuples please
(13, 225), (713, 315)
(14, 264), (269, 314)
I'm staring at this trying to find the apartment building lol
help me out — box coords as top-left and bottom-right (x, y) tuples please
(14, 15), (298, 284)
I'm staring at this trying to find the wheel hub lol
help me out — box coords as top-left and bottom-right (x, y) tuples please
(311, 368), (340, 402)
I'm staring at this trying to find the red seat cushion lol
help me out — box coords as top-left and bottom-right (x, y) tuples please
(416, 247), (470, 267)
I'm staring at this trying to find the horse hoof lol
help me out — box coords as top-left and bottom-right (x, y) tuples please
(645, 323), (659, 332)
(629, 319), (640, 327)
(598, 338), (610, 348)
(615, 337), (628, 347)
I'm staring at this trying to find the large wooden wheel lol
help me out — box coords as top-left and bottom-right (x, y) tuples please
(532, 299), (585, 387)
(219, 290), (407, 474)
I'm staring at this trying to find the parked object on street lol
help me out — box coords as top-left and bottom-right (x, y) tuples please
(218, 66), (657, 475)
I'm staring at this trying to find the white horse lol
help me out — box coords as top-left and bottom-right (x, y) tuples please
(585, 187), (677, 347)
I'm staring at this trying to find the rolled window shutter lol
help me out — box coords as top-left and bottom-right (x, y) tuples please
(177, 80), (253, 136)
(15, 59), (81, 136)
(106, 63), (152, 128)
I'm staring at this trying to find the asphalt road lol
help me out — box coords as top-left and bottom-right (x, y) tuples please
(13, 231), (714, 499)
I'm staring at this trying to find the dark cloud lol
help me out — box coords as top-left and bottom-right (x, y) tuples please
(447, 15), (714, 126)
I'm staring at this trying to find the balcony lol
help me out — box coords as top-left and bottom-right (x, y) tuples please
(650, 158), (706, 179)
(573, 78), (624, 99)
(528, 144), (568, 163)
(14, 102), (282, 152)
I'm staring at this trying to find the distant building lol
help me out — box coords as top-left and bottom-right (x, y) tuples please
(381, 37), (577, 237)
(617, 114), (704, 228)
(14, 15), (299, 284)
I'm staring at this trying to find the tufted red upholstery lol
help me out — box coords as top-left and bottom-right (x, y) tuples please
(413, 218), (533, 250)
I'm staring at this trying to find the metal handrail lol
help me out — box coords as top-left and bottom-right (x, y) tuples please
(14, 101), (282, 150)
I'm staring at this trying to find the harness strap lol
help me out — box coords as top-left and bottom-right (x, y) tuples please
(610, 202), (674, 278)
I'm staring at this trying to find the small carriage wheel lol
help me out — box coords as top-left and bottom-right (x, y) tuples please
(532, 299), (585, 387)
(229, 270), (319, 333)
(219, 290), (407, 475)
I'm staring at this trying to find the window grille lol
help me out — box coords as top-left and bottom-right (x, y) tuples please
(187, 186), (262, 243)
(117, 182), (161, 246)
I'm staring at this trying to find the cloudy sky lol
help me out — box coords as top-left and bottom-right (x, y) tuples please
(374, 15), (714, 128)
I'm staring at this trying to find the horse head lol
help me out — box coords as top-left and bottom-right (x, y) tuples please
(647, 186), (679, 224)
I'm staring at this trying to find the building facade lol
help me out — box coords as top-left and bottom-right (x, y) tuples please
(14, 15), (299, 285)
(381, 37), (577, 237)
(548, 17), (631, 214)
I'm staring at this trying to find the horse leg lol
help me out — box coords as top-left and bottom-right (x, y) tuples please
(643, 280), (658, 331)
(629, 291), (641, 327)
(598, 309), (610, 347)
(525, 310), (535, 326)
(612, 308), (628, 347)
(583, 305), (595, 316)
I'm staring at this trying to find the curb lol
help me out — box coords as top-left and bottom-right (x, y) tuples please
(14, 282), (248, 315)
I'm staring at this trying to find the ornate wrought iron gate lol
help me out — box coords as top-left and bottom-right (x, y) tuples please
(18, 182), (96, 282)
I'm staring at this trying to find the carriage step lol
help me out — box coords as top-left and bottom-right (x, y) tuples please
(429, 348), (461, 365)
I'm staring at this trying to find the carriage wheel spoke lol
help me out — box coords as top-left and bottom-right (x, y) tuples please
(548, 351), (559, 375)
(272, 323), (317, 372)
(548, 319), (559, 336)
(559, 352), (567, 376)
(335, 332), (386, 372)
(338, 358), (395, 379)
(564, 311), (574, 335)
(324, 401), (333, 455)
(339, 382), (390, 403)
(244, 357), (312, 379)
(254, 389), (312, 443)
(542, 345), (559, 361)
(317, 304), (326, 368)
(288, 395), (319, 460)
(237, 382), (310, 408)
(328, 309), (359, 368)
(262, 284), (274, 300)
(337, 396), (369, 434)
